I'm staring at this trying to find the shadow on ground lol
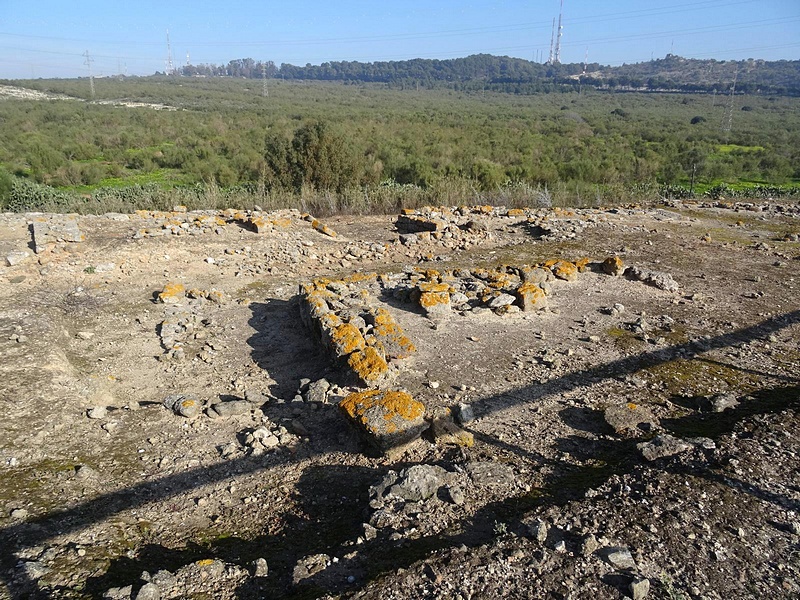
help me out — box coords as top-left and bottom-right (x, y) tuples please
(1, 310), (798, 598)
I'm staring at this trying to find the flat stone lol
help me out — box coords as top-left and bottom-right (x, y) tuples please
(339, 389), (427, 456)
(134, 583), (161, 600)
(31, 217), (84, 253)
(163, 394), (202, 419)
(103, 585), (133, 599)
(304, 378), (330, 403)
(604, 403), (658, 436)
(5, 250), (30, 266)
(209, 400), (251, 418)
(710, 392), (739, 413)
(488, 293), (516, 309)
(387, 464), (448, 501)
(626, 266), (680, 292)
(87, 406), (108, 419)
(605, 546), (637, 570)
(637, 434), (693, 461)
(292, 553), (330, 584)
(630, 577), (651, 600)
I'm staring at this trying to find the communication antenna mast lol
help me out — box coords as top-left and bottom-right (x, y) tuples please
(582, 47), (588, 75)
(548, 18), (556, 64)
(262, 63), (269, 97)
(82, 50), (95, 100)
(186, 51), (190, 67)
(554, 0), (564, 65)
(165, 29), (175, 75)
(722, 68), (738, 138)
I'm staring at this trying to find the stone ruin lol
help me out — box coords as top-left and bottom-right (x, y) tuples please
(297, 256), (596, 456)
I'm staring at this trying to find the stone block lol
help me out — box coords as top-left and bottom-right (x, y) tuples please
(339, 389), (427, 455)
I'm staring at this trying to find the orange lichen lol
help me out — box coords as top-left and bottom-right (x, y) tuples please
(249, 216), (270, 233)
(270, 217), (292, 228)
(603, 256), (625, 276)
(506, 208), (525, 217)
(400, 208), (416, 215)
(418, 282), (451, 294)
(158, 282), (186, 304)
(574, 257), (591, 272)
(331, 322), (366, 356)
(419, 291), (451, 309)
(370, 308), (417, 358)
(515, 282), (547, 311)
(340, 390), (424, 424)
(551, 260), (578, 282)
(311, 219), (337, 237)
(347, 347), (389, 383)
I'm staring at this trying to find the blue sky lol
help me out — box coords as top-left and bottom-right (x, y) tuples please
(0, 0), (798, 78)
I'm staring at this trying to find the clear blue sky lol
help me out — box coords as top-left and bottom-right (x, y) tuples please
(1, 0), (798, 78)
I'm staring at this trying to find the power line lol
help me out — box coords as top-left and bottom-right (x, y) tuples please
(0, 0), (764, 49)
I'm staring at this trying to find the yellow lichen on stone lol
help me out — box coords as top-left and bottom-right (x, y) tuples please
(418, 282), (451, 294)
(551, 260), (578, 282)
(574, 257), (591, 272)
(370, 308), (417, 358)
(506, 208), (525, 217)
(340, 390), (424, 424)
(249, 216), (270, 233)
(419, 290), (450, 309)
(347, 347), (389, 383)
(515, 282), (547, 311)
(158, 282), (186, 304)
(331, 322), (367, 356)
(270, 217), (292, 228)
(311, 219), (337, 237)
(603, 256), (625, 276)
(400, 208), (416, 215)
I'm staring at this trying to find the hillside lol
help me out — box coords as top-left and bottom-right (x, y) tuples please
(181, 53), (800, 95)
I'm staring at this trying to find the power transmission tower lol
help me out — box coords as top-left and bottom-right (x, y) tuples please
(554, 0), (564, 65)
(548, 17), (555, 64)
(262, 63), (269, 97)
(83, 50), (95, 100)
(722, 69), (738, 139)
(165, 29), (175, 75)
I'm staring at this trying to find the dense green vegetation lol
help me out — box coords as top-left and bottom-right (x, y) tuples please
(175, 54), (800, 96)
(0, 75), (798, 214)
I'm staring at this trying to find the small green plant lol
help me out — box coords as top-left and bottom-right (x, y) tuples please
(493, 520), (508, 536)
(83, 266), (96, 274)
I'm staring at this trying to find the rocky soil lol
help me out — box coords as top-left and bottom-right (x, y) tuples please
(0, 199), (798, 600)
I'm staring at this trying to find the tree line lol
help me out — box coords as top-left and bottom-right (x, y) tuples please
(177, 54), (800, 96)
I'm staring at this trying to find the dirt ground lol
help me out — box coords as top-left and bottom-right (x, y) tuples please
(0, 199), (798, 600)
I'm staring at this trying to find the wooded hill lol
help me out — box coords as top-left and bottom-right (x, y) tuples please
(181, 54), (800, 96)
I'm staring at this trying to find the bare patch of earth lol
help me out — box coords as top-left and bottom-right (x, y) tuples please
(0, 200), (798, 599)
